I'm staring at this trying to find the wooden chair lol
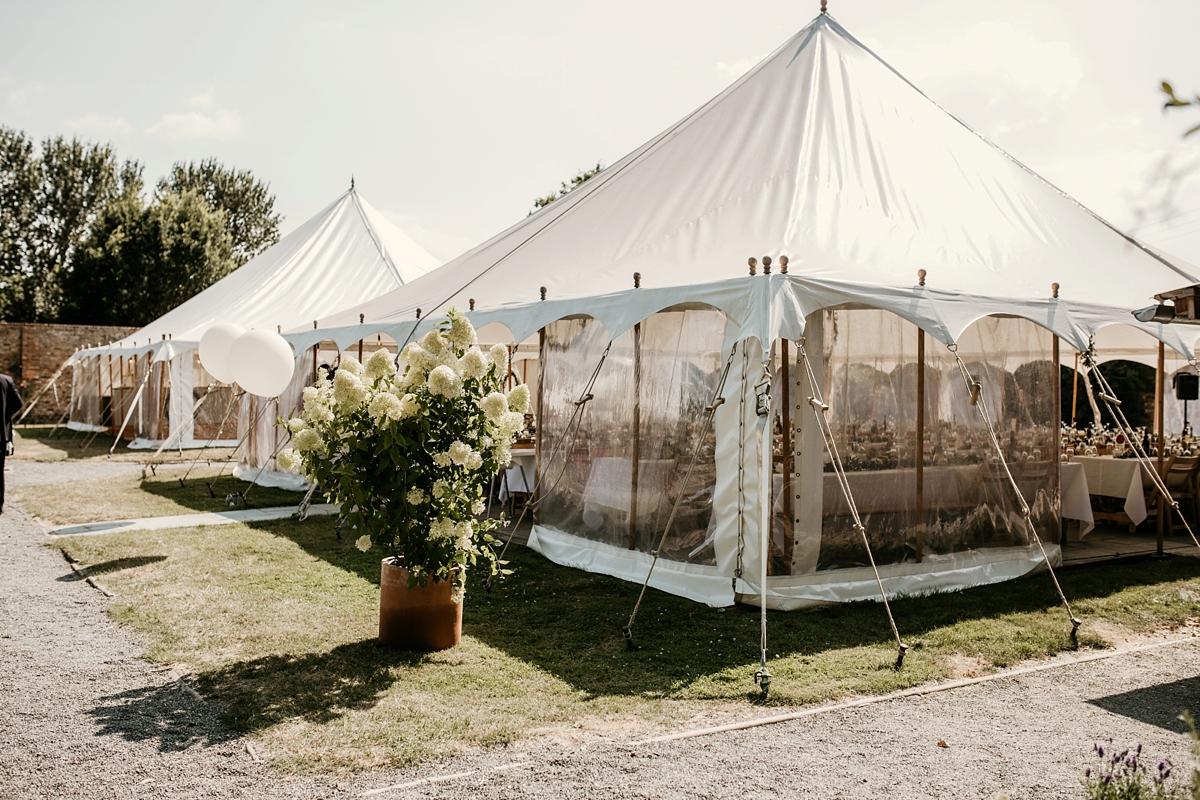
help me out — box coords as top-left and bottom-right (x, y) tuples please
(1145, 455), (1200, 535)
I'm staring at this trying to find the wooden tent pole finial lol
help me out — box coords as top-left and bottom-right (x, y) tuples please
(1051, 282), (1060, 298)
(762, 255), (772, 275)
(748, 257), (757, 276)
(820, 0), (827, 13)
(779, 255), (789, 274)
(917, 269), (927, 287)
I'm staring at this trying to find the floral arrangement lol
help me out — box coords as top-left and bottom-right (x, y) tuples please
(277, 310), (528, 599)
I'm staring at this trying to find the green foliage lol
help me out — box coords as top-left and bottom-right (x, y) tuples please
(58, 188), (234, 326)
(530, 161), (603, 214)
(157, 158), (281, 266)
(285, 312), (524, 594)
(0, 127), (141, 321)
(1063, 360), (1157, 430)
(1162, 81), (1200, 138)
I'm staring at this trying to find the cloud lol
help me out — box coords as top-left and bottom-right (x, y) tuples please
(715, 54), (767, 86)
(147, 89), (243, 140)
(2, 73), (43, 108)
(885, 22), (1082, 141)
(65, 114), (130, 133)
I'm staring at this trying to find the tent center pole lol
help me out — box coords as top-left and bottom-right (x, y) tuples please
(628, 322), (642, 551)
(1156, 341), (1165, 557)
(1052, 334), (1062, 546)
(780, 339), (793, 574)
(534, 327), (546, 528)
(915, 328), (925, 564)
(1071, 351), (1080, 427)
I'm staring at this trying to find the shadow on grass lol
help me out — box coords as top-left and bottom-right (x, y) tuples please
(87, 679), (238, 752)
(1088, 679), (1200, 733)
(136, 471), (302, 514)
(56, 555), (168, 582)
(199, 640), (428, 734)
(243, 516), (1200, 706)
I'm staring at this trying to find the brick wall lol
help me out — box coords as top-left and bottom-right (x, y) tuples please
(0, 323), (138, 423)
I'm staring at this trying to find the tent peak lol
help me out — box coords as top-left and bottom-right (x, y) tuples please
(350, 175), (355, 191)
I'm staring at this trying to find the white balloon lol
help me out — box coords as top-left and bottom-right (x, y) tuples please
(229, 330), (295, 397)
(198, 322), (245, 384)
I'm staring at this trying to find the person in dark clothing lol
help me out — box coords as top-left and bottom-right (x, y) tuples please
(0, 373), (23, 513)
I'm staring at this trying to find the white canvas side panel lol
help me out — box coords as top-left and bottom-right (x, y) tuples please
(738, 544), (1059, 611)
(712, 337), (765, 592)
(528, 525), (735, 607)
(126, 437), (233, 451)
(167, 353), (195, 446)
(66, 421), (105, 433)
(792, 313), (823, 574)
(232, 463), (309, 491)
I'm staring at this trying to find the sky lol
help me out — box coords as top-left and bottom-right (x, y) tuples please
(2, 0), (1199, 267)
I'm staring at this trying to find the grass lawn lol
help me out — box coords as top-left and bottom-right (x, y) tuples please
(13, 424), (236, 464)
(52, 509), (1200, 774)
(13, 463), (303, 525)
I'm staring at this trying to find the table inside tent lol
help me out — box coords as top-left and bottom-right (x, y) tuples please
(582, 457), (675, 525)
(497, 446), (536, 504)
(1071, 455), (1150, 530)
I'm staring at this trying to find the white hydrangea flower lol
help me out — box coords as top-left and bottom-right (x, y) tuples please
(303, 401), (335, 424)
(455, 520), (474, 551)
(427, 365), (463, 398)
(368, 391), (403, 422)
(489, 343), (509, 374)
(276, 448), (298, 471)
(407, 487), (427, 505)
(472, 499), (486, 515)
(365, 348), (396, 381)
(398, 393), (421, 419)
(285, 417), (307, 434)
(420, 330), (448, 356)
(447, 313), (477, 348)
(293, 428), (324, 452)
(302, 386), (320, 405)
(339, 355), (365, 377)
(498, 411), (524, 436)
(333, 369), (368, 408)
(479, 391), (508, 421)
(465, 451), (483, 470)
(355, 535), (372, 552)
(399, 343), (435, 376)
(432, 452), (452, 468)
(507, 384), (531, 414)
(429, 518), (456, 540)
(448, 440), (473, 466)
(492, 440), (512, 467)
(459, 347), (488, 380)
(432, 479), (450, 499)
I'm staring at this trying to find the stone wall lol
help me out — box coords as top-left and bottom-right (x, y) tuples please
(0, 323), (137, 423)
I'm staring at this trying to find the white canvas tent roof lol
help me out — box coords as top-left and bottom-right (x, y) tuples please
(285, 15), (1199, 361)
(75, 187), (439, 363)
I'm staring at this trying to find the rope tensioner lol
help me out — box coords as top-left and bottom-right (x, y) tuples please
(623, 344), (739, 649)
(948, 346), (1082, 641)
(797, 341), (909, 671)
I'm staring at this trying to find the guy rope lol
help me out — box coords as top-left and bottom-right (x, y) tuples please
(485, 341), (613, 586)
(947, 344), (1082, 639)
(797, 338), (909, 671)
(1084, 346), (1200, 553)
(622, 342), (738, 649)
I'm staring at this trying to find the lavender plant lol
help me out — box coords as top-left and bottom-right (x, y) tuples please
(1082, 741), (1185, 800)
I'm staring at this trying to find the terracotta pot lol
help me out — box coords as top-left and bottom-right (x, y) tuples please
(378, 558), (462, 651)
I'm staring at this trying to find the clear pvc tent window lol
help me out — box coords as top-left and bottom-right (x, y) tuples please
(776, 309), (1059, 576)
(536, 308), (728, 566)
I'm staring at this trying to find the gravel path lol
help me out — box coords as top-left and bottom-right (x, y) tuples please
(2, 484), (1198, 799)
(6, 458), (142, 487)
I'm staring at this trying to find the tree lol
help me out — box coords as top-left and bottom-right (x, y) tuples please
(157, 158), (281, 266)
(0, 128), (141, 321)
(59, 189), (233, 327)
(530, 161), (603, 215)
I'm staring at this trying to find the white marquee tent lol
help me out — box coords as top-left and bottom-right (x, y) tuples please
(66, 187), (440, 458)
(282, 14), (1199, 610)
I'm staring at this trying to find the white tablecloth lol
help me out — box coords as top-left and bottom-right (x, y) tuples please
(1072, 455), (1149, 526)
(1059, 461), (1094, 537)
(498, 449), (536, 503)
(582, 457), (675, 520)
